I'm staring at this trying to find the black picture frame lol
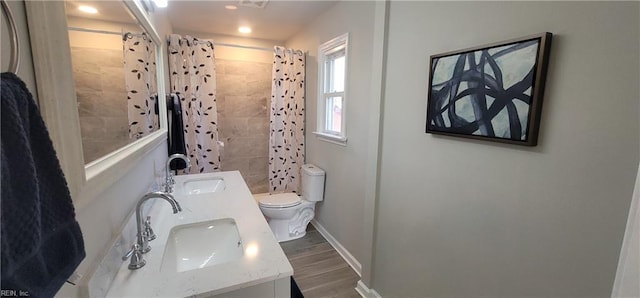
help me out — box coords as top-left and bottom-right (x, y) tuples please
(426, 32), (552, 146)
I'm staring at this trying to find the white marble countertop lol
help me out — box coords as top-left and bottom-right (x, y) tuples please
(105, 171), (293, 297)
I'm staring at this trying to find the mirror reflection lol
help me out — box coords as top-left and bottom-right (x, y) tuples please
(66, 0), (160, 164)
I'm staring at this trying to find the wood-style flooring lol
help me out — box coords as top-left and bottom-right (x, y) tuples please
(280, 225), (361, 298)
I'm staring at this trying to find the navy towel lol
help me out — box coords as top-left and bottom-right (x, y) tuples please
(1, 72), (86, 297)
(168, 93), (187, 171)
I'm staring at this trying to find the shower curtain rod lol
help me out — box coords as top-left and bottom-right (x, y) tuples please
(67, 27), (145, 38)
(216, 42), (306, 56)
(168, 36), (306, 55)
(215, 42), (305, 56)
(167, 36), (275, 53)
(215, 42), (273, 52)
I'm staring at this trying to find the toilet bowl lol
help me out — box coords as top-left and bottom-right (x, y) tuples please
(257, 164), (325, 242)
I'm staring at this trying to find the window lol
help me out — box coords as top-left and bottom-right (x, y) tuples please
(315, 33), (348, 145)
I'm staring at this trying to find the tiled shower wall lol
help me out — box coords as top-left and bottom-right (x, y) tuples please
(71, 47), (129, 163)
(216, 59), (272, 194)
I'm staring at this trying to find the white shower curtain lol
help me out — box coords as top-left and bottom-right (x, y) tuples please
(269, 46), (306, 193)
(167, 34), (221, 173)
(124, 32), (158, 139)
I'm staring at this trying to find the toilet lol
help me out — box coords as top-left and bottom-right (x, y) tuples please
(257, 164), (325, 242)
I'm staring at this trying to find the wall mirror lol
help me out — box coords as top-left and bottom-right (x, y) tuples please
(65, 0), (161, 164)
(24, 0), (167, 204)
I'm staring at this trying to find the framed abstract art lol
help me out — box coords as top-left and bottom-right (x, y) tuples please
(426, 32), (552, 146)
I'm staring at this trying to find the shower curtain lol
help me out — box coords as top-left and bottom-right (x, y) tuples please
(167, 34), (221, 173)
(123, 32), (158, 139)
(269, 46), (306, 193)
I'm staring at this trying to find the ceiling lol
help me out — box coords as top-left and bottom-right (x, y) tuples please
(65, 0), (338, 42)
(66, 0), (138, 24)
(164, 0), (339, 42)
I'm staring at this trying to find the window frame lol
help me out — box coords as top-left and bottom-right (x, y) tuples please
(314, 33), (349, 146)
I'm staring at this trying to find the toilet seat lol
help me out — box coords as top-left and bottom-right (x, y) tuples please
(259, 193), (301, 208)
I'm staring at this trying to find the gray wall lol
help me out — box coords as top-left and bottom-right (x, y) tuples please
(373, 1), (639, 297)
(286, 1), (376, 264)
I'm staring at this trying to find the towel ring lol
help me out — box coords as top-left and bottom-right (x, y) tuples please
(1, 0), (20, 74)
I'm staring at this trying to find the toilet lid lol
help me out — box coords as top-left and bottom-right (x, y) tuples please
(259, 193), (301, 208)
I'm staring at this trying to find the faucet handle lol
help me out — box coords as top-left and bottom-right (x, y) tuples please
(122, 243), (146, 270)
(144, 216), (157, 241)
(122, 243), (143, 261)
(122, 244), (135, 261)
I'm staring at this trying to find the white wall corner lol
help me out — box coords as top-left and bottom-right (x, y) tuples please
(311, 220), (362, 275)
(361, 0), (389, 289)
(612, 163), (640, 297)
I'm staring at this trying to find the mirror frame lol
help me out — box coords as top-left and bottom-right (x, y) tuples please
(25, 0), (167, 210)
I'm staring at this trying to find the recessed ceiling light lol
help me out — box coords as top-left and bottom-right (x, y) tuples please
(225, 5), (238, 10)
(238, 0), (269, 9)
(238, 26), (252, 34)
(78, 5), (98, 14)
(153, 0), (168, 8)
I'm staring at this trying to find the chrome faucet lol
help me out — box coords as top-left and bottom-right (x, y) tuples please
(123, 191), (181, 270)
(165, 153), (190, 193)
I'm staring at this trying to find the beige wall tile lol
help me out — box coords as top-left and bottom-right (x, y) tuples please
(246, 78), (271, 98)
(100, 66), (126, 92)
(247, 156), (269, 175)
(217, 59), (272, 193)
(72, 46), (138, 164)
(220, 117), (250, 138)
(79, 116), (105, 136)
(245, 174), (269, 194)
(218, 74), (247, 96)
(226, 95), (266, 117)
(248, 117), (269, 136)
(73, 68), (102, 91)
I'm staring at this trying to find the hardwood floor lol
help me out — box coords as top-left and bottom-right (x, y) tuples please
(280, 225), (361, 298)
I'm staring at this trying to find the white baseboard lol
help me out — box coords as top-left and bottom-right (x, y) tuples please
(355, 280), (382, 298)
(310, 219), (362, 276)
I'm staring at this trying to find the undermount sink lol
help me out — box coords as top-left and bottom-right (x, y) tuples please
(161, 218), (244, 273)
(182, 177), (225, 195)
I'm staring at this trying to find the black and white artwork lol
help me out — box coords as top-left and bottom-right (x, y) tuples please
(426, 32), (552, 146)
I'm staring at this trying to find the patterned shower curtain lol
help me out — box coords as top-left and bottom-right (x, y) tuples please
(124, 32), (158, 139)
(269, 46), (306, 193)
(167, 34), (221, 173)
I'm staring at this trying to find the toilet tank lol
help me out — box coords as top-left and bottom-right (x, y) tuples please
(301, 164), (325, 202)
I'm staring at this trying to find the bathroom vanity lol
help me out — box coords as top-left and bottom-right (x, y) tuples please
(105, 171), (293, 297)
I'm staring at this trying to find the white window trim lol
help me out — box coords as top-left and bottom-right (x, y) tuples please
(312, 131), (348, 146)
(315, 33), (349, 146)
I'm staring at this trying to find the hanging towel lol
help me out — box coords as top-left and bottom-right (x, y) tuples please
(1, 72), (86, 297)
(168, 93), (187, 171)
